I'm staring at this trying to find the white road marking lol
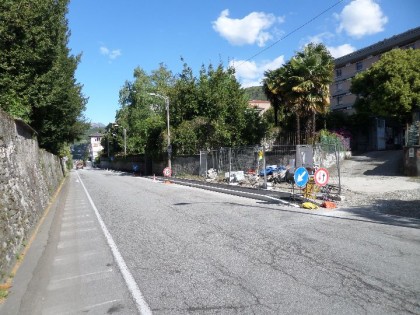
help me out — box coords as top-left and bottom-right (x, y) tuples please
(61, 220), (95, 227)
(59, 228), (97, 237)
(57, 236), (102, 249)
(53, 250), (101, 264)
(57, 299), (122, 315)
(62, 214), (91, 221)
(51, 269), (113, 283)
(76, 172), (153, 315)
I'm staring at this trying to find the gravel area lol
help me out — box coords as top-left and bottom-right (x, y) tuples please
(338, 150), (420, 219)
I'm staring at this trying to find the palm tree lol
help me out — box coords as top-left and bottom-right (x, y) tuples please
(263, 68), (286, 127)
(288, 43), (334, 139)
(263, 43), (334, 144)
(264, 63), (308, 144)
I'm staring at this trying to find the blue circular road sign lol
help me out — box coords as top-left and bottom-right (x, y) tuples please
(294, 167), (309, 188)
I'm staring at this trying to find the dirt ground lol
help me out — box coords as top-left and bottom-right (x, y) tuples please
(338, 150), (420, 219)
(340, 150), (420, 193)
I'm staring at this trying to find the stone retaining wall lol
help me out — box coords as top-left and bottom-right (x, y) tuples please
(0, 109), (64, 280)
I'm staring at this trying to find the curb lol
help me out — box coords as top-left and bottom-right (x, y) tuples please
(152, 177), (301, 208)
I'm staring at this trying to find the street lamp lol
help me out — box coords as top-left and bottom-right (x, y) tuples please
(149, 93), (171, 170)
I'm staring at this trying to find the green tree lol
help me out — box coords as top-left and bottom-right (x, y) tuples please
(263, 43), (334, 143)
(114, 61), (268, 157)
(264, 65), (305, 141)
(262, 70), (281, 126)
(243, 86), (267, 101)
(351, 48), (420, 123)
(170, 61), (267, 153)
(0, 0), (88, 155)
(195, 63), (264, 148)
(116, 68), (163, 155)
(288, 43), (334, 137)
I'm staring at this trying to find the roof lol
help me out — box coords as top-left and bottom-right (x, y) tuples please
(334, 26), (420, 67)
(89, 132), (103, 137)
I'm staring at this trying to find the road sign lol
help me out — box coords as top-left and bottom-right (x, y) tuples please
(163, 167), (172, 177)
(294, 167), (309, 188)
(314, 168), (329, 186)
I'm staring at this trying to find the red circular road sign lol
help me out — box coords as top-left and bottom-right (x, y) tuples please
(314, 168), (329, 186)
(163, 167), (172, 177)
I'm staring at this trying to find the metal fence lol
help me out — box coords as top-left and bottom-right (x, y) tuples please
(275, 131), (316, 146)
(200, 146), (262, 178)
(200, 142), (343, 197)
(313, 143), (341, 195)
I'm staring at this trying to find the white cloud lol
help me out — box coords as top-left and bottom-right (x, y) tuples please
(230, 55), (285, 87)
(212, 9), (283, 47)
(305, 32), (335, 45)
(327, 44), (356, 58)
(100, 45), (122, 60)
(336, 0), (388, 38)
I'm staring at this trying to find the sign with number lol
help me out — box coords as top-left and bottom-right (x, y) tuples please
(314, 168), (329, 186)
(294, 167), (309, 188)
(163, 167), (172, 177)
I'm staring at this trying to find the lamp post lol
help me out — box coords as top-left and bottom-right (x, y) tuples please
(149, 93), (171, 170)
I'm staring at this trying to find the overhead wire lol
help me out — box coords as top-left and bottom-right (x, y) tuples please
(236, 0), (346, 67)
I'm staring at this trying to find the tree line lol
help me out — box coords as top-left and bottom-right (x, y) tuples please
(106, 61), (268, 158)
(0, 0), (88, 156)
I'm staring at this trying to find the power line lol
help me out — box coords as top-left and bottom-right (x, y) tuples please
(237, 0), (346, 67)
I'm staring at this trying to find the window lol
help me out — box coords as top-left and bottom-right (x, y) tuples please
(337, 96), (343, 106)
(336, 69), (342, 77)
(336, 82), (343, 91)
(356, 62), (363, 72)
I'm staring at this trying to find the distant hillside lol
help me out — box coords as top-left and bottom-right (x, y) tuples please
(243, 86), (267, 101)
(90, 122), (105, 129)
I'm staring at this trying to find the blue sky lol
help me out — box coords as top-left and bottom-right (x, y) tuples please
(67, 0), (420, 125)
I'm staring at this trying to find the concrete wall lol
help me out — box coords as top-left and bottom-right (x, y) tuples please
(99, 155), (200, 177)
(0, 109), (64, 280)
(99, 155), (152, 175)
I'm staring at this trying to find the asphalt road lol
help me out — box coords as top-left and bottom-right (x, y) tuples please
(2, 168), (420, 314)
(80, 168), (419, 314)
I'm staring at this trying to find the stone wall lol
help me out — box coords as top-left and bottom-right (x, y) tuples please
(0, 109), (64, 280)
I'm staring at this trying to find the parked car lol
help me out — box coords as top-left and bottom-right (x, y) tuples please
(75, 161), (84, 169)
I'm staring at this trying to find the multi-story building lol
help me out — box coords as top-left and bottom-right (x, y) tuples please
(329, 26), (420, 150)
(330, 26), (420, 113)
(88, 132), (103, 162)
